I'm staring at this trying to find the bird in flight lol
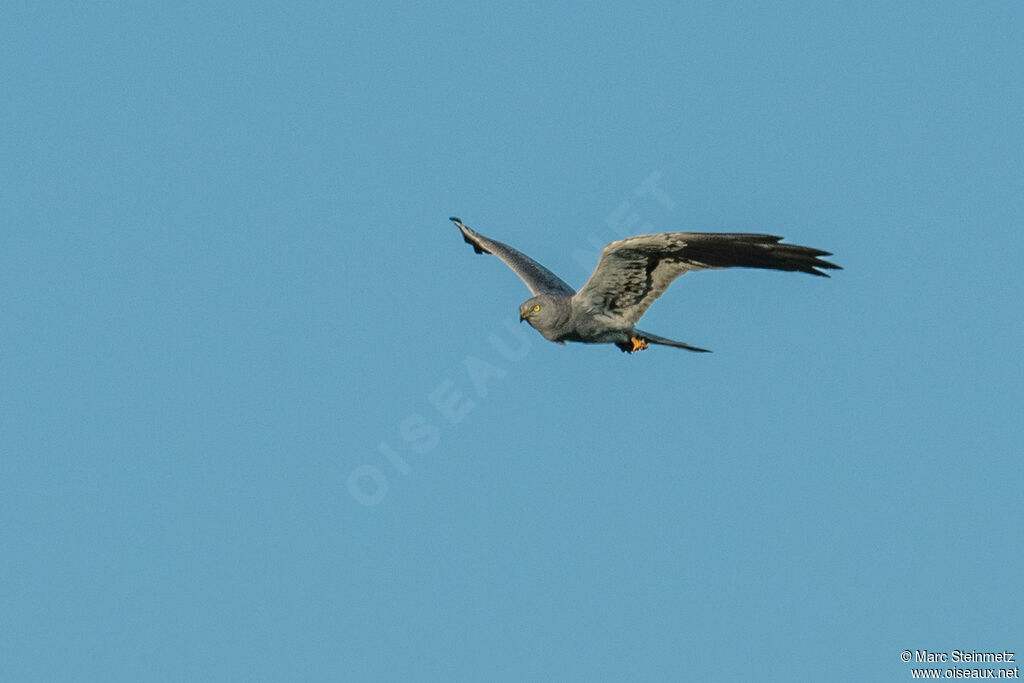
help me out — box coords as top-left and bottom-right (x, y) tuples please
(449, 217), (840, 353)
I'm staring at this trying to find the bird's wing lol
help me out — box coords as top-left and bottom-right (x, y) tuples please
(449, 217), (576, 296)
(573, 232), (841, 326)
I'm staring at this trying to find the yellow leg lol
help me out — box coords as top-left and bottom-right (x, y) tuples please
(630, 336), (649, 352)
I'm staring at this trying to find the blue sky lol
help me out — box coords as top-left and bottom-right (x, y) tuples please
(2, 2), (1022, 680)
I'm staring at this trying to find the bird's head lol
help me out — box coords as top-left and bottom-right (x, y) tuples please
(519, 295), (545, 323)
(518, 294), (567, 339)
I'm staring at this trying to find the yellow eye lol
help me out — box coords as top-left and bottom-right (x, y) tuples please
(532, 304), (541, 312)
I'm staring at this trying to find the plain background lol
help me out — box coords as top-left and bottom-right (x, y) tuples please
(2, 2), (1022, 681)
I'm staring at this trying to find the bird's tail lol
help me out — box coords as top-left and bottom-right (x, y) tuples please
(635, 329), (711, 353)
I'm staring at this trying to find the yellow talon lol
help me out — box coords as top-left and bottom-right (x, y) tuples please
(630, 336), (649, 352)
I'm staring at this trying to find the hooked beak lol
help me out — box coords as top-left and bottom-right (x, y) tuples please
(519, 312), (526, 322)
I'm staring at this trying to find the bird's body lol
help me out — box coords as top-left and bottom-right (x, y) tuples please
(449, 217), (840, 353)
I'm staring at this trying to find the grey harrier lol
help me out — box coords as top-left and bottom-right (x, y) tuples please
(449, 217), (840, 353)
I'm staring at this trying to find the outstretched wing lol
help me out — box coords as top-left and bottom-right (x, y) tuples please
(449, 217), (575, 296)
(573, 232), (841, 326)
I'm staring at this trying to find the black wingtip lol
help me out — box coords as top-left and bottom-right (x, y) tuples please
(810, 261), (843, 277)
(448, 216), (489, 254)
